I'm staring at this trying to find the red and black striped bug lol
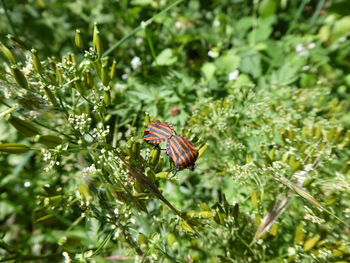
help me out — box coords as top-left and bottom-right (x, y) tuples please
(166, 134), (199, 171)
(143, 120), (175, 144)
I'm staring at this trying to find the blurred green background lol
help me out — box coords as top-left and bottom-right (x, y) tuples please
(1, 0), (350, 262)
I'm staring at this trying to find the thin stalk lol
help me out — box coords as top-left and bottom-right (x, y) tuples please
(286, 0), (309, 35)
(0, 0), (17, 37)
(309, 0), (325, 29)
(102, 0), (186, 57)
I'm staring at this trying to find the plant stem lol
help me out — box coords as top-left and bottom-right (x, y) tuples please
(0, 0), (17, 37)
(102, 0), (186, 57)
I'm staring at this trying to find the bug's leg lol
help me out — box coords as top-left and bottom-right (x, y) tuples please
(168, 167), (179, 178)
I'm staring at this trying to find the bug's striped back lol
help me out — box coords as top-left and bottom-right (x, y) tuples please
(166, 135), (198, 170)
(143, 120), (175, 144)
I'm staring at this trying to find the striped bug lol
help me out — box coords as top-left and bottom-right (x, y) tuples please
(143, 120), (174, 144)
(143, 120), (199, 172)
(166, 134), (199, 171)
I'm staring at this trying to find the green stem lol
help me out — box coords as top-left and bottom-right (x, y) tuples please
(0, 0), (17, 37)
(309, 0), (325, 29)
(102, 0), (186, 57)
(286, 0), (309, 35)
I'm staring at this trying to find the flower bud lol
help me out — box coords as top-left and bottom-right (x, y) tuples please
(11, 66), (28, 90)
(84, 70), (94, 89)
(150, 148), (160, 166)
(35, 135), (62, 148)
(198, 144), (207, 159)
(93, 23), (102, 57)
(0, 43), (15, 62)
(7, 115), (40, 137)
(110, 60), (116, 79)
(7, 34), (28, 50)
(101, 62), (109, 86)
(31, 49), (42, 74)
(75, 29), (83, 49)
(0, 143), (29, 153)
(74, 78), (86, 96)
(104, 88), (111, 106)
(43, 86), (58, 106)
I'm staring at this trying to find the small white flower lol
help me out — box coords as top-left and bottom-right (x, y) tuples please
(63, 252), (71, 263)
(302, 65), (310, 71)
(213, 20), (220, 27)
(135, 38), (143, 46)
(204, 87), (208, 93)
(308, 43), (315, 49)
(298, 50), (309, 57)
(295, 44), (304, 52)
(208, 50), (219, 58)
(175, 21), (182, 30)
(229, 69), (240, 81)
(115, 83), (126, 91)
(131, 56), (141, 70)
(121, 73), (128, 80)
(24, 181), (31, 187)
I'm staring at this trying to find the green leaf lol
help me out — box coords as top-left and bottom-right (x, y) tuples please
(215, 50), (240, 74)
(156, 48), (177, 66)
(201, 62), (216, 81)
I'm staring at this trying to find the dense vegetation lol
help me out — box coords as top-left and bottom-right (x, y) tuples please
(1, 0), (350, 262)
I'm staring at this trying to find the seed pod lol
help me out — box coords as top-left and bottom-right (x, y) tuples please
(11, 66), (28, 90)
(75, 29), (83, 49)
(198, 144), (207, 159)
(35, 135), (62, 148)
(110, 60), (117, 79)
(282, 152), (289, 163)
(155, 172), (168, 179)
(145, 167), (156, 182)
(138, 233), (148, 250)
(0, 44), (15, 62)
(315, 124), (322, 138)
(59, 235), (81, 250)
(31, 49), (42, 74)
(179, 221), (194, 232)
(150, 148), (160, 166)
(144, 113), (150, 126)
(93, 25), (102, 57)
(294, 224), (305, 244)
(104, 89), (111, 106)
(44, 195), (62, 207)
(74, 78), (86, 96)
(186, 210), (198, 218)
(131, 139), (140, 160)
(340, 130), (350, 148)
(43, 86), (58, 106)
(56, 67), (63, 85)
(7, 34), (28, 50)
(84, 70), (94, 89)
(167, 233), (178, 250)
(77, 184), (92, 202)
(8, 116), (40, 137)
(101, 62), (109, 86)
(198, 211), (213, 219)
(0, 143), (29, 153)
(267, 223), (278, 237)
(252, 189), (258, 207)
(304, 235), (320, 251)
(332, 128), (342, 144)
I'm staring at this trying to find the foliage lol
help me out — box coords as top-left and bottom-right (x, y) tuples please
(1, 0), (350, 262)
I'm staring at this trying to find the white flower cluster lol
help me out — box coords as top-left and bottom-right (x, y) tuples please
(41, 149), (59, 172)
(92, 125), (110, 141)
(295, 43), (315, 57)
(68, 113), (92, 133)
(131, 56), (141, 70)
